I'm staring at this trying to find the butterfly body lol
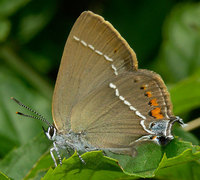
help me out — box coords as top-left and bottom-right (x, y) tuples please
(56, 131), (96, 152)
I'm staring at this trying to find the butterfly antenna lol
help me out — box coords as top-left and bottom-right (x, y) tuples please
(11, 97), (52, 126)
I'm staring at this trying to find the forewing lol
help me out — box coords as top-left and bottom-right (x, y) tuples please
(52, 11), (137, 131)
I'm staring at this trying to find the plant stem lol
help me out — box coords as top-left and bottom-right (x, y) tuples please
(184, 117), (200, 131)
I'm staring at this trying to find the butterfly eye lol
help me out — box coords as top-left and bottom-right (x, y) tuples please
(46, 126), (56, 140)
(49, 127), (55, 137)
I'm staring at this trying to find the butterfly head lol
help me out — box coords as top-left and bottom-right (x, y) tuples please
(42, 126), (57, 141)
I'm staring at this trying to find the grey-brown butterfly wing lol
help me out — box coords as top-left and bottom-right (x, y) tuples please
(52, 11), (137, 132)
(70, 69), (175, 151)
(52, 11), (175, 153)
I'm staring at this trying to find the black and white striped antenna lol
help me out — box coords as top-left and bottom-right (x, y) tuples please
(11, 97), (52, 127)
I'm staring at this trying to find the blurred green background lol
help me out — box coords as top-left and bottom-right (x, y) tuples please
(0, 0), (200, 179)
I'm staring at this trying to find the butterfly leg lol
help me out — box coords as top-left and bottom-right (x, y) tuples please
(50, 146), (58, 167)
(53, 142), (62, 166)
(134, 135), (153, 143)
(76, 150), (86, 164)
(50, 142), (62, 167)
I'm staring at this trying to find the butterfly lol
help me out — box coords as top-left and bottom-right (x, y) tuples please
(12, 11), (185, 167)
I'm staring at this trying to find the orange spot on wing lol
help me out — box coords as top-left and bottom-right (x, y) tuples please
(150, 98), (159, 106)
(151, 108), (164, 119)
(145, 91), (152, 97)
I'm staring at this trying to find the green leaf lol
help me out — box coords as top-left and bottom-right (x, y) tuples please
(0, 19), (10, 42)
(162, 138), (199, 158)
(17, 12), (52, 43)
(0, 171), (10, 180)
(173, 128), (199, 145)
(0, 133), (17, 158)
(156, 161), (200, 180)
(109, 138), (200, 177)
(43, 151), (128, 180)
(42, 139), (200, 179)
(0, 134), (51, 180)
(0, 67), (51, 147)
(0, 0), (30, 17)
(0, 47), (53, 99)
(157, 3), (200, 82)
(24, 153), (53, 180)
(17, 0), (57, 43)
(106, 143), (162, 177)
(155, 148), (200, 180)
(170, 71), (200, 114)
(0, 66), (52, 179)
